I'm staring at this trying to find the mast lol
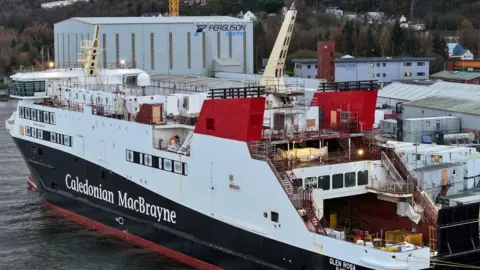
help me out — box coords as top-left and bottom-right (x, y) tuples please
(79, 24), (101, 77)
(260, 3), (297, 95)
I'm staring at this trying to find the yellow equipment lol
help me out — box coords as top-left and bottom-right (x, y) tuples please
(169, 0), (179, 16)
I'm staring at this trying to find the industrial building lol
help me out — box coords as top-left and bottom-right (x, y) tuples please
(430, 70), (480, 84)
(292, 56), (433, 83)
(54, 16), (254, 76)
(377, 81), (480, 105)
(402, 96), (480, 135)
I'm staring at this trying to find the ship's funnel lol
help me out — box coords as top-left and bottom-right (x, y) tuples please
(260, 3), (297, 93)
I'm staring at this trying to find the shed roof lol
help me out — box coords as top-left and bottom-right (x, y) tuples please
(60, 16), (246, 25)
(431, 71), (480, 81)
(378, 82), (438, 101)
(379, 81), (480, 102)
(404, 96), (480, 115)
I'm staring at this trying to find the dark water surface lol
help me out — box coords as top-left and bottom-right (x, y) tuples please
(0, 101), (187, 270)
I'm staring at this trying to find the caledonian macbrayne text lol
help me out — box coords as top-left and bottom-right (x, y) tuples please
(65, 174), (177, 224)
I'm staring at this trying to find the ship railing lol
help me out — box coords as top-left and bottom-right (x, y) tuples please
(53, 81), (207, 97)
(369, 177), (414, 195)
(393, 150), (438, 226)
(381, 151), (404, 183)
(260, 78), (304, 93)
(317, 80), (379, 92)
(57, 61), (138, 69)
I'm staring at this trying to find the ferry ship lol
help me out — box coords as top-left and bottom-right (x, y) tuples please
(5, 5), (480, 270)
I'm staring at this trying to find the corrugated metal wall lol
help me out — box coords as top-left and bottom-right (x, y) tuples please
(53, 19), (254, 76)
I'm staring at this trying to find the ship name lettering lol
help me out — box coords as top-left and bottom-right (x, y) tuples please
(329, 258), (356, 270)
(118, 191), (176, 224)
(65, 174), (115, 204)
(64, 174), (177, 225)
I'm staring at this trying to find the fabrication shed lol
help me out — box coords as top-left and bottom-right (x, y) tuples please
(54, 16), (254, 76)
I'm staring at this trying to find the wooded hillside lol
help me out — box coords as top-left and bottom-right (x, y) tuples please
(0, 0), (478, 74)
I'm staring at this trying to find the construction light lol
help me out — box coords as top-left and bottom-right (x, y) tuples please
(357, 149), (364, 156)
(48, 61), (55, 68)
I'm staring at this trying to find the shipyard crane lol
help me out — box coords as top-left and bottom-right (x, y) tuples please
(169, 0), (179, 16)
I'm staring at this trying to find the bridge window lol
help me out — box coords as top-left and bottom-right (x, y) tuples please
(332, 174), (343, 189)
(318, 175), (330, 190)
(345, 172), (356, 187)
(358, 170), (368, 185)
(11, 80), (46, 96)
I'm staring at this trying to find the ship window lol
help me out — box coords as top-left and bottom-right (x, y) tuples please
(264, 212), (268, 218)
(50, 132), (56, 142)
(32, 128), (37, 138)
(318, 175), (330, 190)
(345, 172), (356, 187)
(164, 159), (172, 172)
(305, 177), (318, 189)
(133, 151), (140, 163)
(38, 148), (43, 156)
(43, 111), (49, 123)
(125, 76), (138, 85)
(271, 211), (279, 222)
(26, 108), (31, 119)
(139, 153), (143, 165)
(101, 170), (105, 180)
(49, 112), (55, 125)
(357, 170), (368, 185)
(174, 161), (182, 174)
(126, 150), (134, 162)
(19, 107), (24, 118)
(143, 154), (149, 166)
(183, 163), (188, 176)
(25, 126), (31, 136)
(64, 135), (70, 146)
(206, 118), (214, 131)
(332, 174), (343, 189)
(37, 129), (43, 140)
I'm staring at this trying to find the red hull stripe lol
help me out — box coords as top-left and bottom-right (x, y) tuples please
(27, 174), (38, 190)
(41, 199), (223, 270)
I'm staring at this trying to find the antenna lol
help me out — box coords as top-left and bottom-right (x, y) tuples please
(78, 24), (101, 77)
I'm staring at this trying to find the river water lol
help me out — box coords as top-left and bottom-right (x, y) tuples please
(0, 101), (187, 270)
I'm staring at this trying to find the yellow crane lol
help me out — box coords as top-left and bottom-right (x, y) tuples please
(169, 0), (179, 16)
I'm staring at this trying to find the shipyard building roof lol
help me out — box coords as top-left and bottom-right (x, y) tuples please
(61, 16), (246, 25)
(404, 96), (480, 115)
(431, 70), (480, 81)
(336, 57), (435, 63)
(379, 81), (480, 102)
(291, 57), (434, 64)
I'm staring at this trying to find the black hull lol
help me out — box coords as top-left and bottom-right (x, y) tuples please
(15, 137), (443, 270)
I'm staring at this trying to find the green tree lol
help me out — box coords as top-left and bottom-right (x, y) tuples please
(404, 31), (423, 57)
(432, 31), (448, 59)
(391, 20), (405, 56)
(341, 21), (355, 55)
(458, 19), (479, 56)
(379, 26), (391, 56)
(22, 42), (30, 52)
(363, 27), (378, 57)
